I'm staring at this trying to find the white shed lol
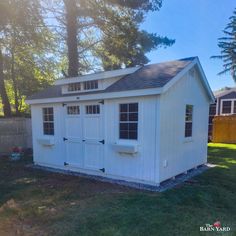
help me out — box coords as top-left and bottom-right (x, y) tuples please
(26, 57), (215, 187)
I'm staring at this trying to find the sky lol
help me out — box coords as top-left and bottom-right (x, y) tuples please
(141, 0), (236, 91)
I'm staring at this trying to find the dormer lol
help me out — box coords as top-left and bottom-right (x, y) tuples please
(55, 66), (141, 95)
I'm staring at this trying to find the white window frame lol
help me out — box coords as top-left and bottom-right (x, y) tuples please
(220, 99), (236, 115)
(184, 104), (194, 142)
(119, 103), (139, 140)
(42, 107), (54, 136)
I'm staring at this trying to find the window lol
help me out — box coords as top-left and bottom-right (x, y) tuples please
(86, 105), (100, 114)
(84, 80), (98, 90)
(234, 101), (236, 114)
(185, 105), (193, 138)
(222, 100), (232, 114)
(68, 83), (81, 92)
(67, 106), (80, 115)
(119, 103), (138, 140)
(43, 107), (54, 135)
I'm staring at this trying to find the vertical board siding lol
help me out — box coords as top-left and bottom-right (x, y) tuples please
(31, 104), (66, 167)
(104, 96), (158, 183)
(159, 68), (209, 182)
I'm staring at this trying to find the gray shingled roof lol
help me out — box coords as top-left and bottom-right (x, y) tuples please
(28, 57), (196, 100)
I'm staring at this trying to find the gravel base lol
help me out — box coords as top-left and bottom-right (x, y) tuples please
(28, 163), (213, 192)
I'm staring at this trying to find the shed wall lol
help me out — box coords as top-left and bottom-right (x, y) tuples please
(31, 95), (159, 185)
(158, 69), (209, 182)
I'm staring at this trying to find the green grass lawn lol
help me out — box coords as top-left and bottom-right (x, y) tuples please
(0, 143), (235, 236)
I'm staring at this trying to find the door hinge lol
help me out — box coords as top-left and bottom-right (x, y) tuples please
(62, 103), (67, 107)
(99, 168), (105, 173)
(63, 137), (68, 141)
(64, 162), (69, 166)
(99, 139), (105, 144)
(98, 100), (104, 104)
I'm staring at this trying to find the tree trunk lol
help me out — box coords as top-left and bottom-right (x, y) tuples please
(0, 48), (11, 117)
(11, 47), (20, 115)
(64, 0), (79, 77)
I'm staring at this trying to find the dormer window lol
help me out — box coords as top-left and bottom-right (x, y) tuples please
(84, 80), (98, 90)
(68, 82), (81, 92)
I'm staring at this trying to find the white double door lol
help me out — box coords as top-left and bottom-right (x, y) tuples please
(64, 102), (104, 172)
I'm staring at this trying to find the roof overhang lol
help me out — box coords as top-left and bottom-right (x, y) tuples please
(26, 87), (163, 105)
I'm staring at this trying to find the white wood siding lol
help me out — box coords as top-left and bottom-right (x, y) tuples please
(104, 96), (159, 185)
(158, 67), (209, 182)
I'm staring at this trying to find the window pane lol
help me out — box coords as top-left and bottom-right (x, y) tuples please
(129, 113), (138, 121)
(234, 101), (236, 114)
(67, 106), (80, 115)
(222, 101), (232, 114)
(185, 122), (192, 137)
(120, 113), (128, 121)
(129, 131), (137, 140)
(129, 123), (137, 131)
(129, 103), (138, 112)
(120, 123), (128, 131)
(120, 131), (128, 139)
(120, 104), (128, 112)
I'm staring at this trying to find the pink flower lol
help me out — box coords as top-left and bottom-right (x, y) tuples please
(213, 221), (221, 228)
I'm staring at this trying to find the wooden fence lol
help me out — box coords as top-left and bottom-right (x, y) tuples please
(0, 118), (32, 154)
(212, 115), (236, 144)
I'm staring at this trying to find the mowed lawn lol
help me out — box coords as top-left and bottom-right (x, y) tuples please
(0, 143), (235, 236)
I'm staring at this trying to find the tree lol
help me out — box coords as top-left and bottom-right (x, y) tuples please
(0, 0), (57, 115)
(45, 0), (174, 75)
(212, 8), (236, 82)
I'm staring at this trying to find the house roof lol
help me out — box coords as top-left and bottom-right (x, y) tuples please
(28, 57), (196, 101)
(214, 87), (236, 98)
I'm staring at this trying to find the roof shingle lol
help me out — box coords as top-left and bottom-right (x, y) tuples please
(28, 57), (196, 100)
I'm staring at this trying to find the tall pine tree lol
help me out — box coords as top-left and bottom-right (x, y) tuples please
(212, 8), (236, 82)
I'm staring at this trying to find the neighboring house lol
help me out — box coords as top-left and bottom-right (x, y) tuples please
(26, 57), (214, 187)
(208, 87), (236, 139)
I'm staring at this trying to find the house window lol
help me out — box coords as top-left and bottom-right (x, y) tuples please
(234, 101), (236, 114)
(119, 103), (138, 140)
(68, 83), (81, 92)
(84, 80), (98, 90)
(222, 100), (232, 114)
(185, 105), (193, 138)
(86, 105), (100, 114)
(43, 107), (54, 135)
(67, 106), (80, 115)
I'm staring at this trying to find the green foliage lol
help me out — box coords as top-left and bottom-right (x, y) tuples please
(212, 8), (236, 82)
(0, 0), (58, 114)
(46, 0), (174, 73)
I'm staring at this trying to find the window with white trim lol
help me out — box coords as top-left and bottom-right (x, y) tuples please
(84, 80), (98, 90)
(86, 105), (100, 114)
(43, 107), (54, 135)
(67, 106), (80, 115)
(68, 83), (81, 92)
(119, 103), (138, 140)
(185, 105), (193, 138)
(221, 99), (236, 115)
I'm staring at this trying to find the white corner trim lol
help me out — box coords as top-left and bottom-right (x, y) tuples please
(54, 66), (141, 85)
(26, 87), (163, 105)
